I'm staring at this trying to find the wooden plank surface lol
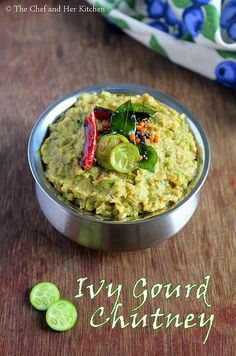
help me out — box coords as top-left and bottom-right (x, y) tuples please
(0, 0), (235, 355)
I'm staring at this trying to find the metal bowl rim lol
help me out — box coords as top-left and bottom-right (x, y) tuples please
(28, 83), (211, 226)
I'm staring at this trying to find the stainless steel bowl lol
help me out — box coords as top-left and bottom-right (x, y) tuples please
(28, 84), (210, 251)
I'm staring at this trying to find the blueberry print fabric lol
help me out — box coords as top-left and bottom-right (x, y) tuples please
(87, 0), (236, 89)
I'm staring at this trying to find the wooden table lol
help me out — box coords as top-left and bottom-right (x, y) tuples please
(1, 0), (235, 355)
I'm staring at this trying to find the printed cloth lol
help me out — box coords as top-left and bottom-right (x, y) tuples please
(87, 0), (236, 89)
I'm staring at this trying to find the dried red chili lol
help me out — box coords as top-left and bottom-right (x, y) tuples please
(94, 107), (113, 121)
(80, 110), (98, 171)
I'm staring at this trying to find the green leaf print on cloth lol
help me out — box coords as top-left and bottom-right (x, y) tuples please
(201, 5), (220, 42)
(172, 0), (191, 9)
(149, 35), (169, 58)
(95, 1), (111, 14)
(86, 0), (236, 89)
(108, 17), (131, 29)
(124, 0), (135, 8)
(218, 50), (236, 61)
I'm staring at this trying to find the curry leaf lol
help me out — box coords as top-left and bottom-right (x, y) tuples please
(131, 103), (156, 115)
(111, 100), (136, 137)
(138, 145), (157, 173)
(111, 101), (156, 137)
